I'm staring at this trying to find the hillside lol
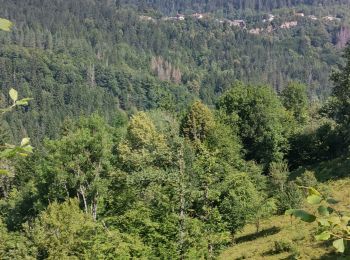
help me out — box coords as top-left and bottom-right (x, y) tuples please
(0, 0), (349, 143)
(2, 1), (350, 259)
(220, 154), (350, 259)
(219, 177), (350, 259)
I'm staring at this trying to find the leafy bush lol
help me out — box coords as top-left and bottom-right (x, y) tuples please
(295, 170), (318, 188)
(273, 240), (295, 253)
(275, 182), (303, 214)
(269, 162), (303, 214)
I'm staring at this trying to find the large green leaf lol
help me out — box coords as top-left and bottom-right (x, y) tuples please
(315, 231), (331, 241)
(318, 205), (330, 217)
(9, 88), (18, 102)
(317, 218), (330, 227)
(16, 98), (33, 106)
(21, 137), (30, 147)
(333, 238), (345, 253)
(289, 209), (316, 223)
(307, 195), (323, 205)
(326, 198), (339, 205)
(22, 145), (33, 153)
(0, 18), (12, 31)
(308, 187), (322, 196)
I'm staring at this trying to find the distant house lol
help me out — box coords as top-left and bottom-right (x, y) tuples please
(191, 13), (204, 19)
(295, 12), (304, 17)
(280, 21), (298, 29)
(177, 14), (185, 21)
(308, 15), (318, 20)
(139, 16), (156, 22)
(323, 16), (340, 22)
(227, 19), (246, 28)
(249, 28), (262, 35)
(162, 14), (185, 22)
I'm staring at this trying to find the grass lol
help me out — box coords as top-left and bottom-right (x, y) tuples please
(290, 156), (350, 182)
(218, 178), (350, 260)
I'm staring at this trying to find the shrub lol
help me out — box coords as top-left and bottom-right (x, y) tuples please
(273, 239), (299, 257)
(273, 240), (294, 253)
(275, 182), (303, 214)
(295, 170), (318, 188)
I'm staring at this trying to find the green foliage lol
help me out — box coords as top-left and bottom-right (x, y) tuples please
(286, 187), (350, 254)
(0, 88), (33, 176)
(0, 180), (39, 230)
(0, 218), (35, 259)
(288, 119), (342, 168)
(126, 112), (162, 149)
(252, 198), (277, 233)
(26, 199), (150, 259)
(180, 100), (216, 142)
(2, 2), (350, 258)
(273, 239), (296, 254)
(275, 182), (303, 214)
(269, 161), (303, 213)
(295, 170), (318, 188)
(0, 0), (345, 143)
(219, 172), (267, 234)
(0, 138), (33, 160)
(0, 88), (33, 115)
(40, 115), (113, 219)
(330, 46), (350, 115)
(26, 199), (96, 259)
(327, 45), (350, 149)
(0, 46), (188, 145)
(269, 161), (289, 192)
(204, 117), (243, 169)
(124, 0), (349, 14)
(286, 209), (316, 223)
(281, 82), (309, 124)
(118, 112), (171, 171)
(218, 82), (291, 166)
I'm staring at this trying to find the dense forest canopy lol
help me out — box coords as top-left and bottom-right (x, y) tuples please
(121, 0), (350, 14)
(1, 0), (350, 258)
(1, 0), (348, 143)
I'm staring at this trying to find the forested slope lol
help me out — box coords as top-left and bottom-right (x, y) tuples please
(1, 1), (350, 258)
(122, 0), (350, 14)
(0, 45), (191, 143)
(0, 0), (348, 143)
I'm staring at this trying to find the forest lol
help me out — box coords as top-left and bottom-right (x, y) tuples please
(1, 0), (350, 259)
(122, 0), (350, 15)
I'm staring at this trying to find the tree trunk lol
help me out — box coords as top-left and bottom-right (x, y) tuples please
(79, 185), (88, 214)
(92, 192), (98, 221)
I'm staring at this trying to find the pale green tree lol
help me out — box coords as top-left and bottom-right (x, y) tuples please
(180, 100), (216, 142)
(117, 112), (171, 171)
